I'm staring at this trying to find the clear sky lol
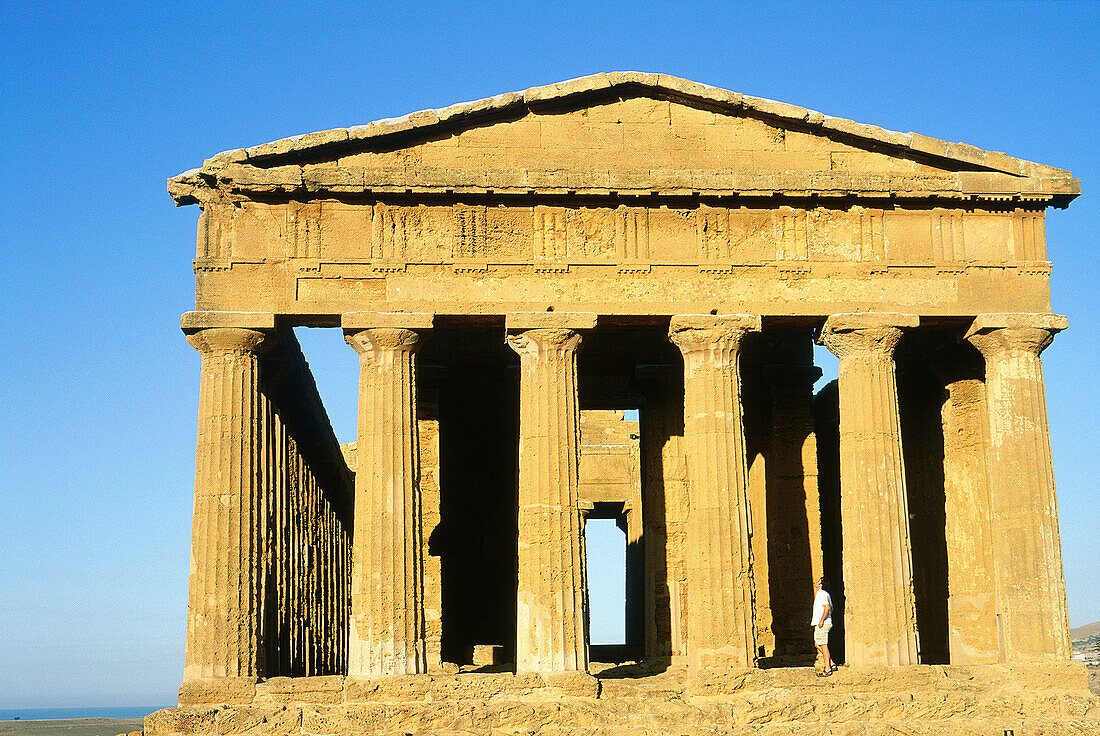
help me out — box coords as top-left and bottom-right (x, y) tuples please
(1, 0), (1097, 709)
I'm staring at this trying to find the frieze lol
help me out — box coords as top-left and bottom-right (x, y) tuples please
(194, 201), (1051, 275)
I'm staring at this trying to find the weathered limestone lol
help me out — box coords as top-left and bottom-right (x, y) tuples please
(966, 313), (1072, 662)
(150, 664), (1100, 736)
(506, 312), (596, 674)
(668, 314), (761, 669)
(182, 312), (275, 683)
(163, 76), (1092, 733)
(819, 313), (920, 667)
(344, 312), (434, 677)
(941, 378), (999, 664)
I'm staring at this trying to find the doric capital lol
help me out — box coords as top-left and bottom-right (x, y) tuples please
(506, 328), (582, 356)
(668, 314), (761, 354)
(342, 312), (432, 361)
(965, 313), (1068, 358)
(345, 327), (423, 358)
(185, 327), (273, 357)
(818, 313), (919, 359)
(505, 312), (594, 358)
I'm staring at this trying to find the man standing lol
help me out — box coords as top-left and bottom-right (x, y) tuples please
(813, 577), (835, 676)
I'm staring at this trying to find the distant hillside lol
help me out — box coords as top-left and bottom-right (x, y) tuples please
(1070, 621), (1100, 642)
(0, 719), (142, 736)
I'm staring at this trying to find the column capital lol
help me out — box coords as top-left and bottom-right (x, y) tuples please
(818, 312), (919, 359)
(668, 314), (761, 354)
(342, 312), (433, 360)
(506, 312), (595, 357)
(965, 313), (1067, 358)
(186, 327), (274, 357)
(506, 328), (583, 355)
(182, 311), (276, 357)
(345, 327), (424, 358)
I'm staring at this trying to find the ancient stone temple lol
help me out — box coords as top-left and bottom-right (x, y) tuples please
(152, 74), (1099, 735)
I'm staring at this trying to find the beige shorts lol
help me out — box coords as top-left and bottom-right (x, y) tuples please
(813, 623), (832, 645)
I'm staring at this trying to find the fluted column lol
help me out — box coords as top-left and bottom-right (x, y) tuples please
(344, 311), (433, 677)
(182, 312), (275, 682)
(506, 312), (596, 674)
(966, 313), (1071, 661)
(941, 377), (999, 664)
(668, 314), (760, 669)
(819, 313), (920, 666)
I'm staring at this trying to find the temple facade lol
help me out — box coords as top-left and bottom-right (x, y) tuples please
(158, 74), (1092, 733)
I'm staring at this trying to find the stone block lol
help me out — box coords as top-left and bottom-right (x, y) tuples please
(344, 674), (433, 702)
(180, 311), (276, 332)
(542, 671), (600, 698)
(342, 311), (434, 331)
(178, 679), (258, 706)
(523, 74), (611, 104)
(215, 705), (300, 735)
(605, 71), (661, 88)
(505, 312), (597, 331)
(145, 707), (219, 736)
(300, 704), (388, 734)
(258, 675), (344, 704)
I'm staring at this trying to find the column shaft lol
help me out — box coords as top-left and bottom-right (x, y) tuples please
(942, 378), (999, 664)
(184, 326), (272, 680)
(669, 315), (759, 669)
(346, 324), (428, 676)
(966, 313), (1071, 661)
(820, 313), (919, 666)
(507, 323), (589, 673)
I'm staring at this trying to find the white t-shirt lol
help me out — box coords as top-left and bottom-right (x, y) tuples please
(811, 589), (832, 626)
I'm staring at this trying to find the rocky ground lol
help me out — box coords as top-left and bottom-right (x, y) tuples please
(0, 719), (142, 736)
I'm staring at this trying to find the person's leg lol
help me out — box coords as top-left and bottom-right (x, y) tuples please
(821, 642), (833, 673)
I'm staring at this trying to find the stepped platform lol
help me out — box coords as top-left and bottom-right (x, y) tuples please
(145, 662), (1100, 736)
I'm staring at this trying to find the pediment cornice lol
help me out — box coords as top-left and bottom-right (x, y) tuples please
(168, 72), (1079, 207)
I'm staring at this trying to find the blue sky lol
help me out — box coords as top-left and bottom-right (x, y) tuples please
(1, 0), (1097, 709)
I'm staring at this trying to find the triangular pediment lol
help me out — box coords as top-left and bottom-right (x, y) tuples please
(169, 72), (1078, 206)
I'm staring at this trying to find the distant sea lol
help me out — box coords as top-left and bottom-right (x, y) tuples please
(0, 707), (167, 721)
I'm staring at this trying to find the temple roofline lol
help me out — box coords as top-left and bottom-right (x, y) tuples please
(169, 72), (1078, 204)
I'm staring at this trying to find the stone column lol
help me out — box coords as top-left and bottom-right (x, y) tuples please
(966, 313), (1071, 662)
(819, 313), (920, 666)
(941, 377), (999, 664)
(506, 312), (596, 674)
(344, 311), (433, 677)
(181, 311), (275, 686)
(668, 314), (760, 669)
